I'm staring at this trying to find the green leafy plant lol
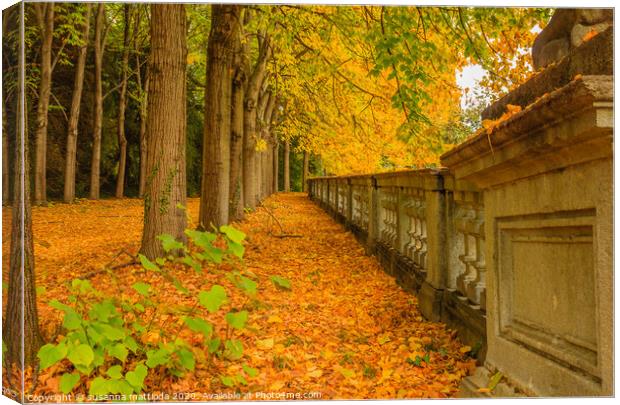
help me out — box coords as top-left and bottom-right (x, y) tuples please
(37, 224), (280, 397)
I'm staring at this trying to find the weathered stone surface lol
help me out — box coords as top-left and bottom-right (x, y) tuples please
(536, 38), (569, 69)
(484, 26), (611, 120)
(444, 73), (612, 396)
(571, 21), (611, 47)
(577, 8), (612, 25)
(532, 8), (612, 70)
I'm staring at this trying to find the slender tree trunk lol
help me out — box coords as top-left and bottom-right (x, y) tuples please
(302, 151), (309, 192)
(2, 10), (10, 206)
(272, 141), (279, 193)
(90, 4), (105, 200)
(63, 4), (91, 203)
(283, 140), (290, 192)
(4, 5), (43, 370)
(242, 33), (270, 209)
(3, 95), (9, 205)
(135, 9), (149, 198)
(115, 5), (131, 198)
(33, 3), (54, 205)
(261, 95), (276, 198)
(140, 4), (187, 260)
(199, 5), (240, 229)
(229, 58), (245, 221)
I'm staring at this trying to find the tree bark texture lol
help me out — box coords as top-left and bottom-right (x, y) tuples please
(302, 151), (309, 192)
(63, 4), (91, 203)
(137, 67), (149, 198)
(90, 3), (105, 199)
(199, 4), (240, 229)
(115, 5), (131, 198)
(283, 140), (290, 192)
(140, 4), (188, 260)
(33, 3), (54, 205)
(4, 7), (43, 372)
(229, 53), (245, 221)
(242, 33), (270, 209)
(272, 141), (279, 193)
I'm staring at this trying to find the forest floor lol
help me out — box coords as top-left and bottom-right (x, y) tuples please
(2, 193), (476, 400)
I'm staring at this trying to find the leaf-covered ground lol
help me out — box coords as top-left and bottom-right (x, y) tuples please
(2, 193), (475, 400)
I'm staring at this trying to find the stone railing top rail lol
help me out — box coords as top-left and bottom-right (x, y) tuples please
(440, 75), (612, 187)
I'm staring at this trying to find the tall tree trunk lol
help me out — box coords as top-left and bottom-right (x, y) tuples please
(283, 140), (290, 192)
(115, 5), (131, 198)
(3, 93), (9, 205)
(261, 95), (276, 198)
(137, 67), (149, 198)
(140, 4), (187, 260)
(33, 3), (54, 205)
(272, 141), (279, 193)
(242, 32), (270, 209)
(135, 8), (149, 198)
(2, 10), (11, 206)
(199, 5), (240, 229)
(229, 57), (245, 221)
(90, 4), (105, 200)
(4, 4), (43, 371)
(63, 4), (91, 203)
(302, 151), (309, 192)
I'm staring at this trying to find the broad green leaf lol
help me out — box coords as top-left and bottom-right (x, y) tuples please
(224, 339), (243, 360)
(185, 229), (217, 251)
(89, 376), (109, 396)
(225, 311), (248, 330)
(132, 282), (151, 297)
(181, 256), (202, 273)
(178, 348), (195, 371)
(96, 324), (125, 341)
(220, 225), (246, 244)
(63, 310), (82, 330)
(106, 365), (123, 379)
(108, 343), (128, 362)
(107, 379), (134, 396)
(89, 301), (117, 322)
(242, 364), (259, 378)
(138, 254), (160, 273)
(200, 245), (224, 264)
(220, 376), (234, 387)
(146, 348), (170, 368)
(228, 242), (245, 259)
(270, 275), (292, 290)
(67, 344), (94, 366)
(71, 279), (93, 293)
(125, 364), (148, 392)
(198, 285), (228, 313)
(184, 317), (213, 338)
(49, 299), (72, 312)
(124, 336), (139, 353)
(60, 372), (80, 394)
(157, 234), (185, 253)
(207, 337), (221, 354)
(238, 276), (257, 296)
(236, 373), (248, 385)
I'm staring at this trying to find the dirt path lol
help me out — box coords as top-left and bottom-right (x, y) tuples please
(3, 193), (475, 399)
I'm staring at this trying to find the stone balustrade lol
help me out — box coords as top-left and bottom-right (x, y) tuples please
(307, 23), (612, 397)
(308, 169), (488, 360)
